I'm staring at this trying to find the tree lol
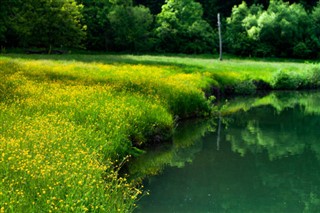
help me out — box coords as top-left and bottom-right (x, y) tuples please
(257, 0), (312, 57)
(77, 0), (153, 52)
(0, 0), (8, 47)
(309, 1), (320, 57)
(225, 2), (263, 56)
(76, 0), (112, 50)
(108, 0), (154, 52)
(0, 0), (24, 48)
(154, 0), (215, 53)
(226, 0), (314, 58)
(11, 0), (85, 52)
(194, 0), (269, 28)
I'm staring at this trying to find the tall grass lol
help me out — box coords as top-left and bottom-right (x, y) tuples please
(0, 56), (213, 212)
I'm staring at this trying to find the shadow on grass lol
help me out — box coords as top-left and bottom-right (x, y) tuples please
(2, 53), (213, 74)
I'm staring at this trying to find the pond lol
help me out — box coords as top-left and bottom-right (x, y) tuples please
(129, 91), (320, 213)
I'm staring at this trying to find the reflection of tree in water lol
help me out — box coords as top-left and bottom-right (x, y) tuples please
(223, 93), (320, 212)
(224, 91), (320, 160)
(228, 105), (318, 159)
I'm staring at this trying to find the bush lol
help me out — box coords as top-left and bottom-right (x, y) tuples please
(234, 79), (256, 95)
(306, 66), (320, 88)
(271, 70), (304, 90)
(293, 42), (312, 59)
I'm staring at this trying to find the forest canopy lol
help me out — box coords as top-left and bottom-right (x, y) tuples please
(1, 0), (320, 58)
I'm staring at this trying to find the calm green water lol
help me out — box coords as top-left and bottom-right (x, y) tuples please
(132, 91), (320, 213)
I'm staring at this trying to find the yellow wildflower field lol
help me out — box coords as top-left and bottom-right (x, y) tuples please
(0, 56), (212, 212)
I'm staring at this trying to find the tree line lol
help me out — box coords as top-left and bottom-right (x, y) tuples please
(1, 0), (320, 58)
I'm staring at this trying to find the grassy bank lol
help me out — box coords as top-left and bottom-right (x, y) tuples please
(0, 53), (319, 212)
(0, 55), (213, 212)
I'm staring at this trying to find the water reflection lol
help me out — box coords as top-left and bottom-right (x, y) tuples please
(127, 119), (216, 181)
(132, 91), (320, 213)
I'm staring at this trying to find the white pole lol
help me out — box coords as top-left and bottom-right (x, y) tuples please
(217, 13), (222, 61)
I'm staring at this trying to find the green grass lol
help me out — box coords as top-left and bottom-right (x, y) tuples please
(0, 54), (214, 212)
(5, 53), (314, 87)
(0, 53), (319, 212)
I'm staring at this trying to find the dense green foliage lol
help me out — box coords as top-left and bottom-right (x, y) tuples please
(154, 0), (214, 53)
(77, 0), (154, 51)
(3, 0), (320, 57)
(0, 0), (85, 52)
(76, 0), (112, 50)
(108, 3), (153, 51)
(225, 1), (320, 58)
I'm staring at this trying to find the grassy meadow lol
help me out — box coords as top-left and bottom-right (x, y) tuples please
(0, 53), (319, 212)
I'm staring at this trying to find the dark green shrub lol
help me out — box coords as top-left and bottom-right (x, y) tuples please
(293, 42), (312, 59)
(308, 66), (320, 88)
(271, 70), (303, 90)
(253, 79), (272, 90)
(252, 44), (275, 58)
(234, 79), (256, 95)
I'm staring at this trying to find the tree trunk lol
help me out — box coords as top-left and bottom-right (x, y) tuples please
(48, 44), (52, 54)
